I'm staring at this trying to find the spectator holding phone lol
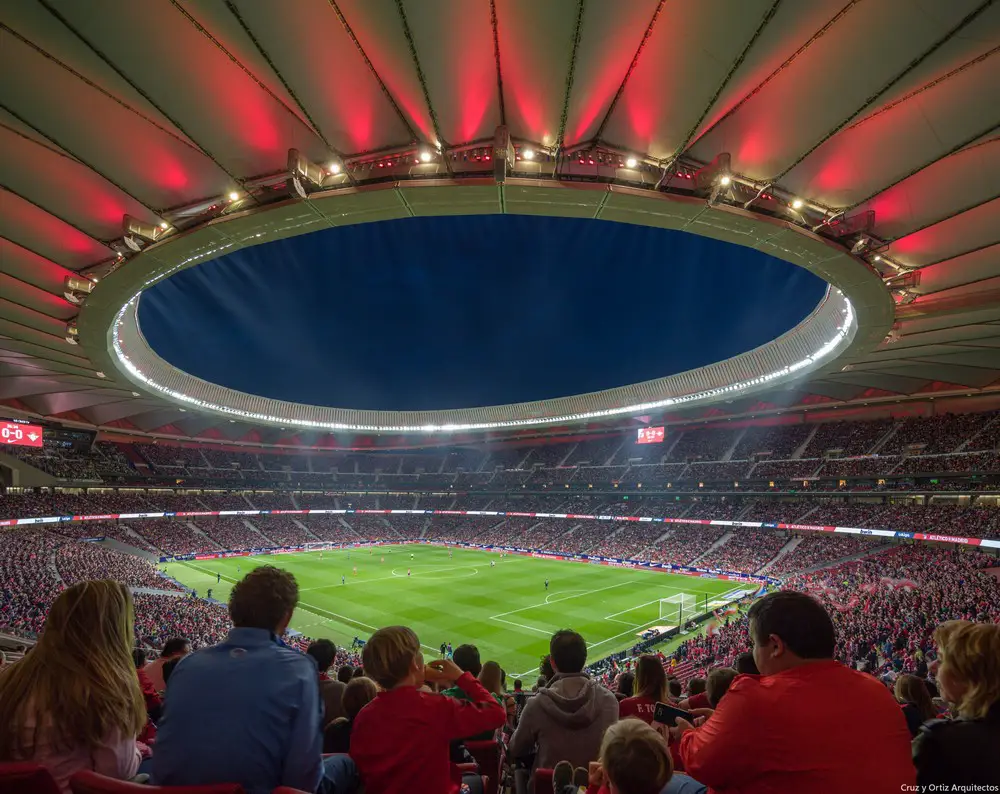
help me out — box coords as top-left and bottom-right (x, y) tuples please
(350, 625), (505, 794)
(670, 591), (915, 794)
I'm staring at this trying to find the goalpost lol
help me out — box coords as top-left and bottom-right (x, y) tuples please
(659, 593), (697, 626)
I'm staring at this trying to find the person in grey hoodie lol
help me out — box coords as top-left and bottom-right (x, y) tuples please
(508, 629), (619, 774)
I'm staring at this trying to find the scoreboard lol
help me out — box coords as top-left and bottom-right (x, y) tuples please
(636, 426), (665, 445)
(1, 420), (43, 448)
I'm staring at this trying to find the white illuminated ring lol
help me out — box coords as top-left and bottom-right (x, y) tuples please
(83, 181), (892, 434)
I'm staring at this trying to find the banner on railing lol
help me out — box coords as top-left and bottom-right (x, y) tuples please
(3, 507), (998, 549)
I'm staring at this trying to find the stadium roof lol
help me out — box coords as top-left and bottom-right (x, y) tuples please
(1, 0), (998, 447)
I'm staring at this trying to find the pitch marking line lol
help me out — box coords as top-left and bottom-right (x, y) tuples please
(296, 600), (439, 654)
(490, 580), (640, 619)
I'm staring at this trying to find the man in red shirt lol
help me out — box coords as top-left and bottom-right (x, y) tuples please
(671, 591), (915, 794)
(350, 626), (505, 794)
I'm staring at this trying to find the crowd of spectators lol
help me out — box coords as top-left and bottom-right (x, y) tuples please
(769, 534), (881, 576)
(648, 526), (728, 566)
(698, 530), (789, 573)
(197, 517), (274, 550)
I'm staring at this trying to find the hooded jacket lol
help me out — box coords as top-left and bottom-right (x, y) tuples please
(508, 672), (619, 771)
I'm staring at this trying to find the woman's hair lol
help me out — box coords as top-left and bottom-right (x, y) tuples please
(342, 676), (378, 720)
(617, 672), (635, 697)
(706, 667), (738, 708)
(894, 674), (936, 722)
(634, 655), (667, 701)
(600, 718), (673, 794)
(934, 620), (1000, 720)
(0, 580), (146, 758)
(362, 626), (421, 689)
(480, 661), (504, 696)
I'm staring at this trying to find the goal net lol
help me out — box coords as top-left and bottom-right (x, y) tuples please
(659, 593), (697, 625)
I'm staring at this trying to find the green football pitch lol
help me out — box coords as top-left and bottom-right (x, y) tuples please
(163, 545), (742, 678)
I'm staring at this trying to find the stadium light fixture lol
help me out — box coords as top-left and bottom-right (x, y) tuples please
(719, 175), (731, 186)
(626, 157), (638, 168)
(523, 148), (535, 160)
(228, 191), (239, 202)
(419, 150), (432, 163)
(159, 221), (169, 230)
(791, 199), (804, 210)
(329, 162), (341, 174)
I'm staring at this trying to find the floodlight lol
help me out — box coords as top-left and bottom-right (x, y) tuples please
(159, 221), (169, 229)
(228, 191), (239, 201)
(63, 277), (93, 305)
(719, 175), (731, 186)
(523, 148), (534, 160)
(419, 150), (432, 162)
(329, 162), (341, 174)
(626, 157), (638, 168)
(791, 198), (804, 209)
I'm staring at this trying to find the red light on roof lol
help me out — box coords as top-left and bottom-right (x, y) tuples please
(588, 159), (594, 165)
(484, 155), (491, 160)
(378, 162), (384, 167)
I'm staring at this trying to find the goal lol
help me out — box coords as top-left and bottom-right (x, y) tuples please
(659, 593), (697, 626)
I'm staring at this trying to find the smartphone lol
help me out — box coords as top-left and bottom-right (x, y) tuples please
(653, 702), (694, 727)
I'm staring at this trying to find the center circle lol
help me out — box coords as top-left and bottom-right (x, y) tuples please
(138, 214), (825, 412)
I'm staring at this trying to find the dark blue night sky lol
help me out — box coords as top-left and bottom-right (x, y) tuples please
(138, 215), (826, 411)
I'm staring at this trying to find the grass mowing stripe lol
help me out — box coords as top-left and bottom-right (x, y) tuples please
(163, 545), (738, 673)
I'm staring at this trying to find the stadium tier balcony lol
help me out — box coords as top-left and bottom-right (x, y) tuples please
(127, 519), (221, 556)
(521, 444), (572, 469)
(48, 520), (158, 552)
(413, 494), (456, 510)
(132, 593), (232, 650)
(818, 456), (903, 478)
(197, 448), (260, 470)
(618, 462), (688, 485)
(54, 540), (183, 591)
(731, 423), (813, 460)
(667, 426), (736, 462)
(481, 447), (528, 471)
(802, 418), (895, 457)
(683, 500), (745, 521)
(451, 471), (494, 488)
(563, 436), (623, 466)
(137, 443), (206, 469)
(379, 494), (419, 510)
(526, 466), (579, 486)
(298, 516), (357, 544)
(649, 525), (727, 566)
(882, 412), (998, 455)
(698, 530), (789, 573)
(196, 517), (274, 550)
(441, 448), (488, 473)
(143, 493), (212, 513)
(398, 454), (444, 474)
(749, 458), (824, 481)
(385, 515), (427, 539)
(260, 516), (315, 545)
(424, 515), (500, 541)
(590, 523), (667, 559)
(244, 492), (296, 510)
(0, 529), (63, 636)
(342, 514), (395, 542)
(682, 460), (753, 482)
(898, 451), (1000, 475)
(769, 534), (882, 576)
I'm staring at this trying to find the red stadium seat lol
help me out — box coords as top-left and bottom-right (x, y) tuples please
(465, 739), (504, 794)
(534, 767), (554, 792)
(0, 762), (62, 794)
(69, 770), (245, 794)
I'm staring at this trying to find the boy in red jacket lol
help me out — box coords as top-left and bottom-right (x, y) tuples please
(350, 626), (506, 794)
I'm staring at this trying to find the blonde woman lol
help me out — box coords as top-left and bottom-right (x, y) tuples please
(0, 580), (145, 793)
(913, 620), (1000, 786)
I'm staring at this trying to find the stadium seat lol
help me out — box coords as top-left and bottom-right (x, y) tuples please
(465, 739), (504, 794)
(534, 767), (554, 792)
(68, 770), (245, 794)
(0, 762), (62, 794)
